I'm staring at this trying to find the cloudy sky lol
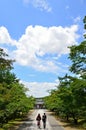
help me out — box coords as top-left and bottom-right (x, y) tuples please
(0, 0), (86, 97)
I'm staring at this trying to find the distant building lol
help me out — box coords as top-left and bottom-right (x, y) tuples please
(35, 98), (45, 109)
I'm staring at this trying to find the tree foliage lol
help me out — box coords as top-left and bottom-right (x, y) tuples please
(68, 41), (86, 77)
(68, 16), (86, 78)
(0, 48), (35, 127)
(44, 16), (86, 125)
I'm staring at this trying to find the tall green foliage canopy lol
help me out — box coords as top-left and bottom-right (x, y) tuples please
(0, 48), (35, 126)
(69, 16), (86, 78)
(44, 16), (86, 124)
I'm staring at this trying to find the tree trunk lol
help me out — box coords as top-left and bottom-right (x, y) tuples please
(72, 113), (78, 124)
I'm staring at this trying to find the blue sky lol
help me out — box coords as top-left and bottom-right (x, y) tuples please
(0, 0), (86, 97)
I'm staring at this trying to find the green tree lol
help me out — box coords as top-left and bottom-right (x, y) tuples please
(83, 16), (86, 30)
(0, 48), (35, 127)
(0, 48), (15, 84)
(68, 16), (86, 78)
(44, 17), (86, 126)
(0, 48), (14, 71)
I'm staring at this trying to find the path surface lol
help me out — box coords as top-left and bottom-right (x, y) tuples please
(17, 109), (64, 130)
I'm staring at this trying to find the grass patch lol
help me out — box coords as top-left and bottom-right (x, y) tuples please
(0, 110), (33, 130)
(57, 118), (86, 130)
(0, 118), (23, 130)
(50, 111), (86, 130)
(78, 119), (86, 129)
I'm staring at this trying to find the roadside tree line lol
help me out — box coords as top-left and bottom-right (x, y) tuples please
(0, 48), (35, 127)
(44, 16), (86, 124)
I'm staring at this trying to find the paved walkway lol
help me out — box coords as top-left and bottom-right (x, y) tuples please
(17, 109), (64, 130)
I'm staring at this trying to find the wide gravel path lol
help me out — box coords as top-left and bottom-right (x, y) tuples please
(17, 109), (64, 130)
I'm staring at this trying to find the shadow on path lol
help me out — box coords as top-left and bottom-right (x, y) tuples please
(17, 117), (34, 130)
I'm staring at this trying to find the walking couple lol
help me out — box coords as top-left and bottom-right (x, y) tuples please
(36, 113), (47, 129)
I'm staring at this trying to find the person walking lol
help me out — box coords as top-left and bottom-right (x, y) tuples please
(42, 113), (47, 129)
(36, 113), (41, 128)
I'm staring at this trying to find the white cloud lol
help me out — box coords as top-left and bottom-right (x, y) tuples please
(0, 26), (18, 46)
(0, 26), (12, 44)
(0, 25), (79, 73)
(73, 16), (81, 23)
(20, 80), (57, 97)
(23, 0), (52, 12)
